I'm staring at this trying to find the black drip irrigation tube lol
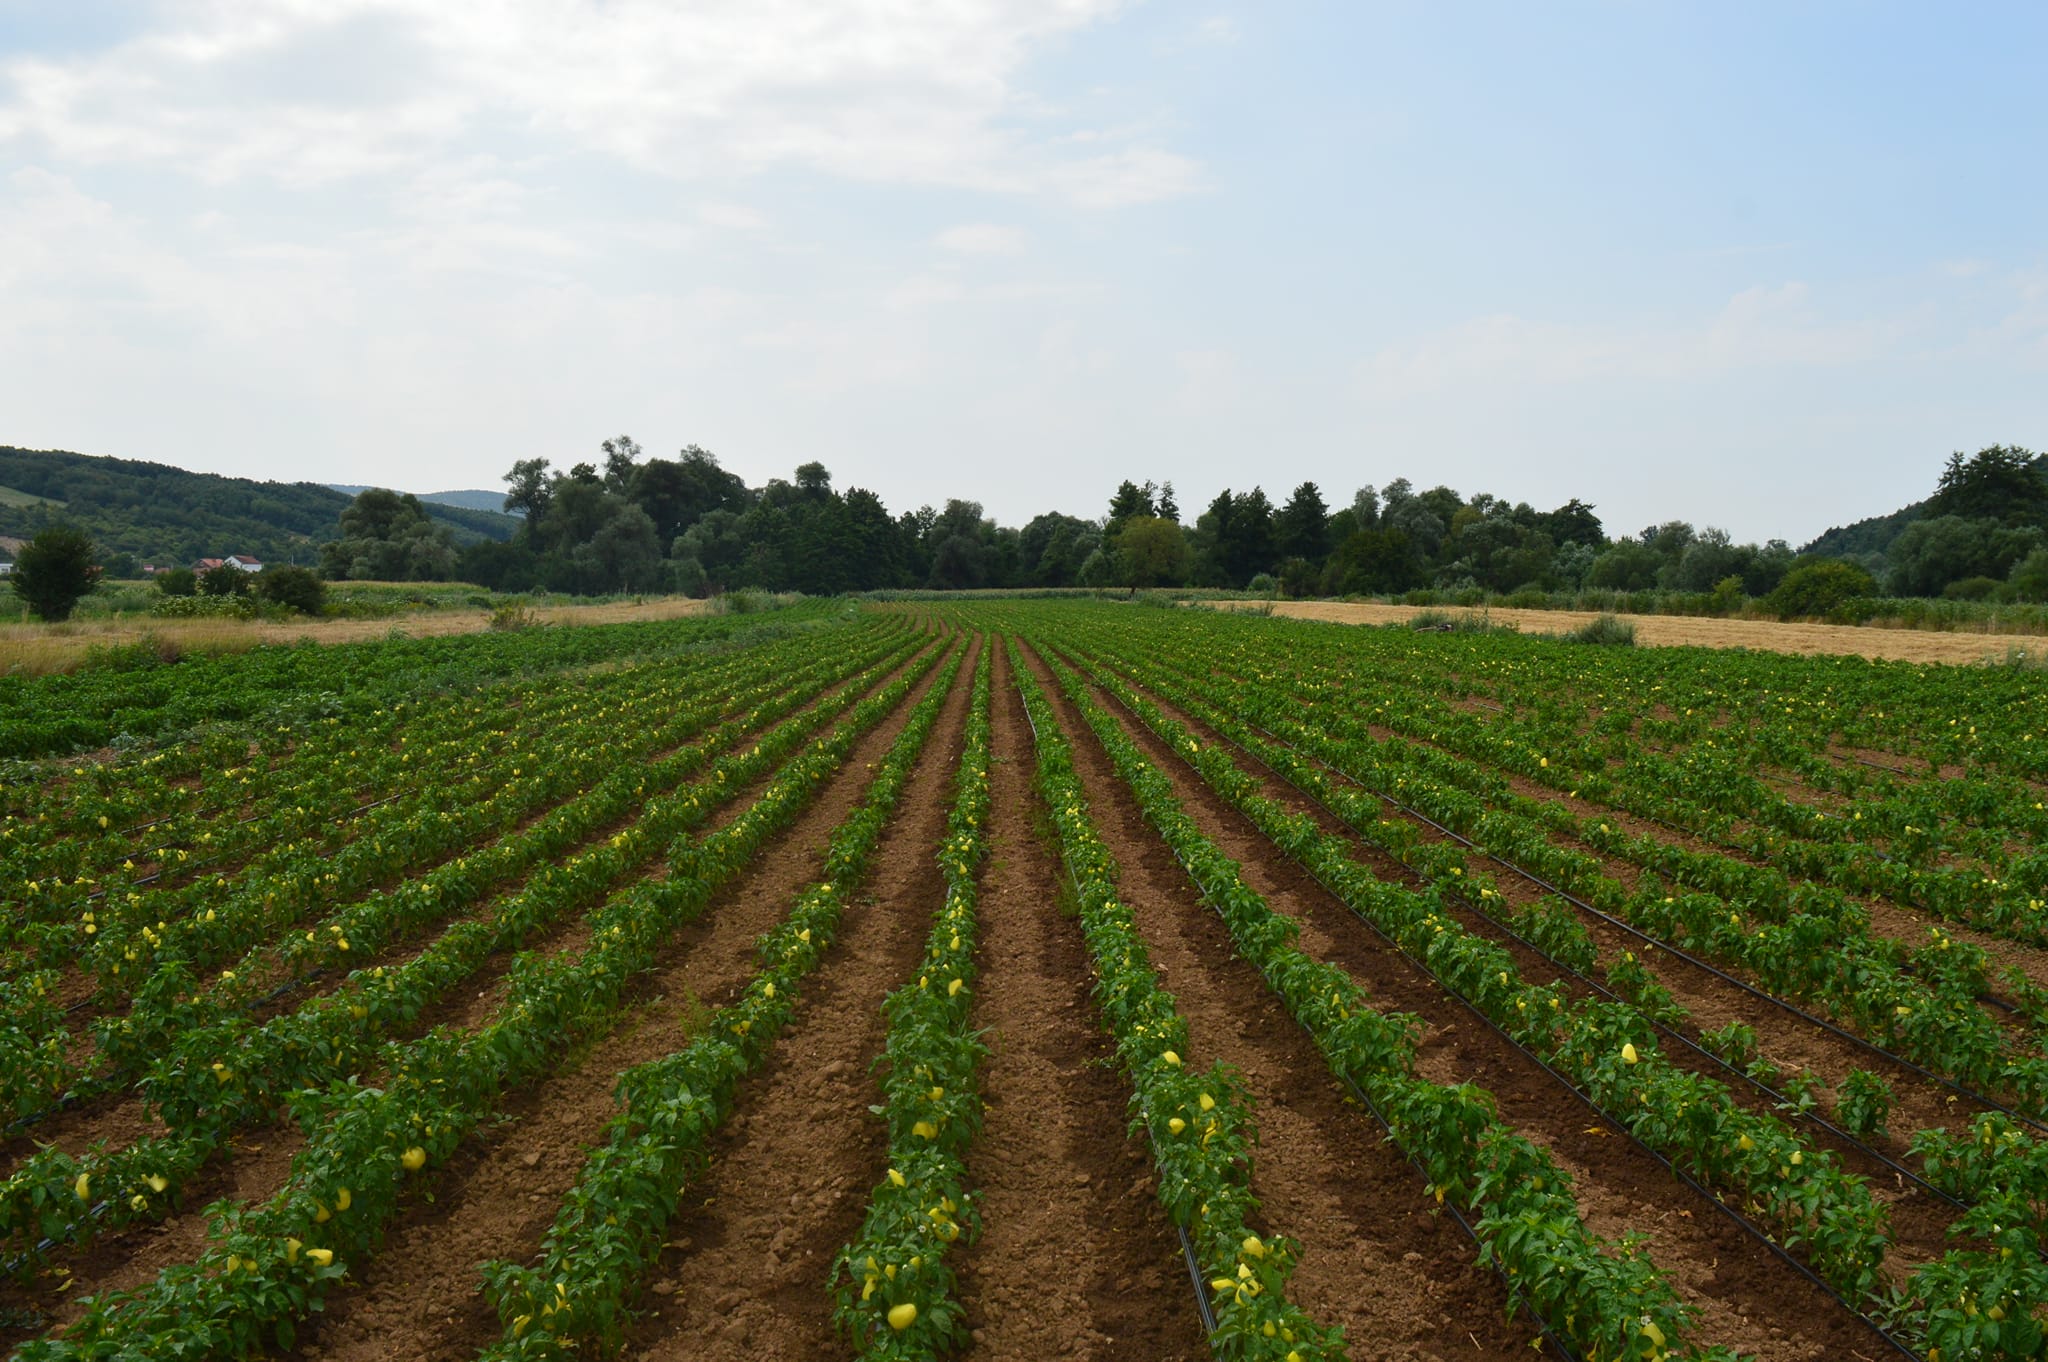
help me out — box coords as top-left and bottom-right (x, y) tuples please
(1077, 658), (1967, 1211)
(81, 788), (415, 907)
(1066, 650), (1929, 1360)
(1173, 663), (2048, 1143)
(1012, 668), (1219, 1354)
(1018, 647), (1582, 1362)
(3, 962), (332, 1143)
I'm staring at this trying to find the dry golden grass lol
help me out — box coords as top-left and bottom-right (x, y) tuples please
(0, 596), (714, 677)
(1220, 601), (2045, 665)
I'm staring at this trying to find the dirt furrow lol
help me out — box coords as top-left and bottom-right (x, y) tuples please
(285, 637), (961, 1362)
(1042, 644), (1896, 1361)
(1017, 644), (1538, 1362)
(949, 642), (1203, 1362)
(620, 639), (978, 1362)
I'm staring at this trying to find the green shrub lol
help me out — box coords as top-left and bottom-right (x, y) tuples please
(155, 568), (198, 598)
(1765, 558), (1875, 618)
(1563, 613), (1635, 646)
(199, 562), (251, 597)
(486, 598), (541, 631)
(255, 565), (326, 616)
(1942, 575), (2008, 602)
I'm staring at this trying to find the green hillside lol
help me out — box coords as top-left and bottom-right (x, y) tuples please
(1800, 500), (1927, 563)
(0, 448), (520, 568)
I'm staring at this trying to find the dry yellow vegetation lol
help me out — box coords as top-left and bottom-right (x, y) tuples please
(1209, 600), (2044, 665)
(0, 595), (713, 677)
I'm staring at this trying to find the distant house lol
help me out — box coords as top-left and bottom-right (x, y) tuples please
(191, 555), (263, 574)
(0, 536), (17, 577)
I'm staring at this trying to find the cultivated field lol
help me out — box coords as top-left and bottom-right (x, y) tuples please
(2, 600), (2045, 1361)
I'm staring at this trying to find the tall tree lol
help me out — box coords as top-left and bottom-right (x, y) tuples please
(502, 458), (553, 526)
(10, 524), (101, 621)
(1929, 445), (2048, 524)
(600, 435), (642, 493)
(1274, 481), (1331, 564)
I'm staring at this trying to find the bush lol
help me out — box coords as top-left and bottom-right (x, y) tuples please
(1709, 575), (1746, 615)
(1765, 558), (1875, 618)
(199, 562), (251, 597)
(1942, 575), (2006, 602)
(1563, 613), (1636, 646)
(1409, 609), (1517, 635)
(486, 598), (541, 631)
(255, 565), (326, 616)
(2011, 547), (2048, 603)
(150, 593), (258, 620)
(10, 525), (103, 622)
(1245, 572), (1279, 597)
(155, 568), (198, 598)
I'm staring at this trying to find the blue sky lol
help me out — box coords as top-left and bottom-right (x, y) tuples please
(1, 2), (2042, 546)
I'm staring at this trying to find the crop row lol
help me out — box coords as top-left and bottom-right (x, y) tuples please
(471, 638), (969, 1358)
(1025, 606), (2044, 1361)
(0, 599), (846, 761)
(1027, 639), (1725, 1362)
(0, 627), (927, 1274)
(13, 632), (946, 1359)
(0, 625), (915, 1129)
(831, 640), (994, 1357)
(1012, 638), (1345, 1361)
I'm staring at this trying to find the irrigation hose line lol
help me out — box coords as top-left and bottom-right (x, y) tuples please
(1013, 673), (1226, 1358)
(1221, 661), (2028, 919)
(1057, 647), (1928, 1361)
(1331, 679), (2048, 1010)
(1145, 653), (2048, 1143)
(1070, 654), (1969, 1210)
(1019, 642), (1581, 1362)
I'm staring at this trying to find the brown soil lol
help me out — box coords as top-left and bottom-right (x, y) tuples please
(950, 642), (1206, 1362)
(286, 639), (963, 1362)
(623, 639), (978, 1361)
(1017, 643), (1553, 1361)
(1027, 641), (1896, 1360)
(1235, 601), (2044, 665)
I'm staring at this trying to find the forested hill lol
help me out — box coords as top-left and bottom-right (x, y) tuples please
(1801, 500), (1928, 560)
(0, 448), (519, 569)
(329, 485), (518, 517)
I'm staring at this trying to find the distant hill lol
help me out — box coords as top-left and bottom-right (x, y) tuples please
(1800, 499), (1928, 563)
(0, 448), (520, 569)
(329, 485), (521, 517)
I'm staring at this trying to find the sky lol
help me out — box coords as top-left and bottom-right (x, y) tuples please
(1, 2), (2043, 548)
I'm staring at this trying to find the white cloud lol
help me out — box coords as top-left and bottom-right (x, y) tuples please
(935, 223), (1028, 255)
(0, 1), (1196, 207)
(698, 202), (767, 231)
(1353, 283), (1898, 399)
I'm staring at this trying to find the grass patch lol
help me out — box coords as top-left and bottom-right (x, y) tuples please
(1561, 613), (1637, 646)
(1409, 608), (1518, 635)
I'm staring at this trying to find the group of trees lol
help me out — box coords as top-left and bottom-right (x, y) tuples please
(5, 526), (324, 621)
(1876, 446), (2048, 600)
(6, 434), (2014, 619)
(304, 435), (1960, 608)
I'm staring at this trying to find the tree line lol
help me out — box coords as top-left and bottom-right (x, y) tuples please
(303, 438), (2048, 607)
